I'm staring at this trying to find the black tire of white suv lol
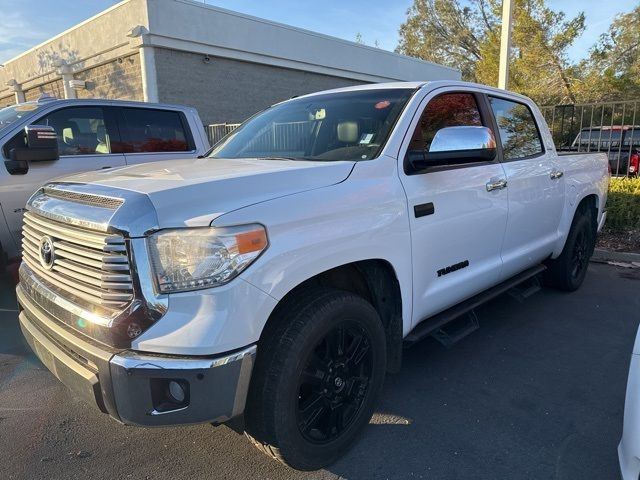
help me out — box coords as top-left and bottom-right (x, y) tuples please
(545, 209), (596, 291)
(244, 287), (387, 471)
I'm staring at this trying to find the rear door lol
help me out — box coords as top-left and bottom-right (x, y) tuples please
(116, 107), (198, 165)
(488, 95), (565, 278)
(2, 105), (125, 248)
(398, 88), (509, 325)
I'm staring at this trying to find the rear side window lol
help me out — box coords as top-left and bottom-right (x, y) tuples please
(118, 108), (191, 153)
(409, 92), (483, 152)
(489, 97), (543, 160)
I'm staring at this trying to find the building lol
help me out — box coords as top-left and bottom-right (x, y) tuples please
(0, 0), (460, 126)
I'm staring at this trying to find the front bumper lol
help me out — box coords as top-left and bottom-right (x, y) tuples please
(17, 284), (256, 427)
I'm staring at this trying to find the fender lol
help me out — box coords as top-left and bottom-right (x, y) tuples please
(211, 155), (415, 337)
(552, 189), (605, 258)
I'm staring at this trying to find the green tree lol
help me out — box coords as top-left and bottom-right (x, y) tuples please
(576, 4), (640, 102)
(397, 0), (585, 105)
(397, 0), (493, 82)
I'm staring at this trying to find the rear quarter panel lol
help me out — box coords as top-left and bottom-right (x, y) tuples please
(552, 152), (609, 257)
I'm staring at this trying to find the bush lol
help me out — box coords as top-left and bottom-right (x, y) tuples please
(606, 177), (640, 230)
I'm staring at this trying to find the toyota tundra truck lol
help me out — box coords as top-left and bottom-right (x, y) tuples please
(16, 81), (609, 470)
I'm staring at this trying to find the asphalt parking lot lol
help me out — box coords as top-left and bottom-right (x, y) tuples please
(1, 262), (639, 480)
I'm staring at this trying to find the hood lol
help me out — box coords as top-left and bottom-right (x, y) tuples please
(61, 157), (355, 227)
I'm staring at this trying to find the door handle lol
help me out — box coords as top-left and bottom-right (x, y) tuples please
(100, 166), (112, 170)
(550, 169), (564, 180)
(486, 179), (508, 192)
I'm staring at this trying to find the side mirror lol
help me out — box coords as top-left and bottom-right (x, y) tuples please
(407, 126), (497, 171)
(14, 125), (59, 161)
(5, 125), (59, 175)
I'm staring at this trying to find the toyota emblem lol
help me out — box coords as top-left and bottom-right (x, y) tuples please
(38, 235), (56, 270)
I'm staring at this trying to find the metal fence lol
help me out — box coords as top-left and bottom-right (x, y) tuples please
(206, 123), (240, 146)
(540, 101), (640, 176)
(205, 121), (312, 152)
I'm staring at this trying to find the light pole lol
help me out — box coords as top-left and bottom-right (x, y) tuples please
(498, 0), (514, 90)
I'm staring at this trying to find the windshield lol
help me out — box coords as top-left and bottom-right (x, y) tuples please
(209, 88), (415, 162)
(0, 103), (42, 132)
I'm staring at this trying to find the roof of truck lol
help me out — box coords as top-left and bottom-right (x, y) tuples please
(286, 80), (536, 105)
(12, 97), (198, 112)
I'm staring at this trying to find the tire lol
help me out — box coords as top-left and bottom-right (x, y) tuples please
(244, 288), (387, 471)
(544, 210), (596, 291)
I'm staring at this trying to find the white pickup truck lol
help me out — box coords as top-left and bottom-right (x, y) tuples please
(16, 81), (609, 470)
(0, 98), (209, 273)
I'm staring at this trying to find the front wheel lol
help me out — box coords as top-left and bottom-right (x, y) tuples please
(545, 211), (595, 291)
(244, 288), (387, 470)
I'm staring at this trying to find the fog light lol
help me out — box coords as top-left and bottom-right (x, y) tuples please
(168, 380), (186, 403)
(150, 378), (190, 413)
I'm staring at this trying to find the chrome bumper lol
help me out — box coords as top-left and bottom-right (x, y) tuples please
(17, 284), (256, 427)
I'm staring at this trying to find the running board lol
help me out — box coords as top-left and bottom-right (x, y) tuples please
(431, 310), (479, 348)
(404, 264), (547, 346)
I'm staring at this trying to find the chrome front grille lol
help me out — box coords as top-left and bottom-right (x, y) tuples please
(21, 211), (134, 310)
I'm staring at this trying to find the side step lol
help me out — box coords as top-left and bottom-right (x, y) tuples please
(431, 310), (479, 348)
(507, 275), (542, 303)
(404, 264), (547, 347)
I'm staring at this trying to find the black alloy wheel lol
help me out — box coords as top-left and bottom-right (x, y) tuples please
(296, 321), (373, 443)
(570, 228), (589, 281)
(244, 288), (387, 471)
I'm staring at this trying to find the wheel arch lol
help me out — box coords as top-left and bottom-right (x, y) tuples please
(552, 192), (599, 258)
(258, 259), (404, 373)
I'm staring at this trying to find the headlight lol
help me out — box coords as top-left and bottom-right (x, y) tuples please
(148, 224), (268, 293)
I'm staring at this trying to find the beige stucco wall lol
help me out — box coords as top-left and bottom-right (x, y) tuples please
(0, 0), (148, 101)
(74, 53), (143, 101)
(0, 94), (14, 107)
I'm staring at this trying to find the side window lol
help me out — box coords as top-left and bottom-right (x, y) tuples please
(489, 97), (543, 160)
(119, 108), (190, 153)
(40, 107), (112, 156)
(3, 107), (113, 157)
(409, 92), (483, 153)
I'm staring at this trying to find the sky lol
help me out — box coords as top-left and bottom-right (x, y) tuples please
(0, 0), (637, 65)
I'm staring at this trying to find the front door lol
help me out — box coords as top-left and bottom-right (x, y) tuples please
(2, 106), (125, 248)
(399, 89), (509, 328)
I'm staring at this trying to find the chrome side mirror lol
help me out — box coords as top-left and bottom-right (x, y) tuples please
(407, 126), (497, 172)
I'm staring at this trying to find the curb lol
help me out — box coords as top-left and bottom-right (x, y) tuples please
(591, 248), (640, 264)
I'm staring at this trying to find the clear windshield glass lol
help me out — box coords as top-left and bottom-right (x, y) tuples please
(0, 103), (41, 131)
(209, 88), (415, 162)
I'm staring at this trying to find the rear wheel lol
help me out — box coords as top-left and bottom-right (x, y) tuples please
(244, 288), (386, 470)
(545, 211), (595, 291)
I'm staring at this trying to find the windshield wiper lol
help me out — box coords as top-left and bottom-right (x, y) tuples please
(261, 156), (299, 161)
